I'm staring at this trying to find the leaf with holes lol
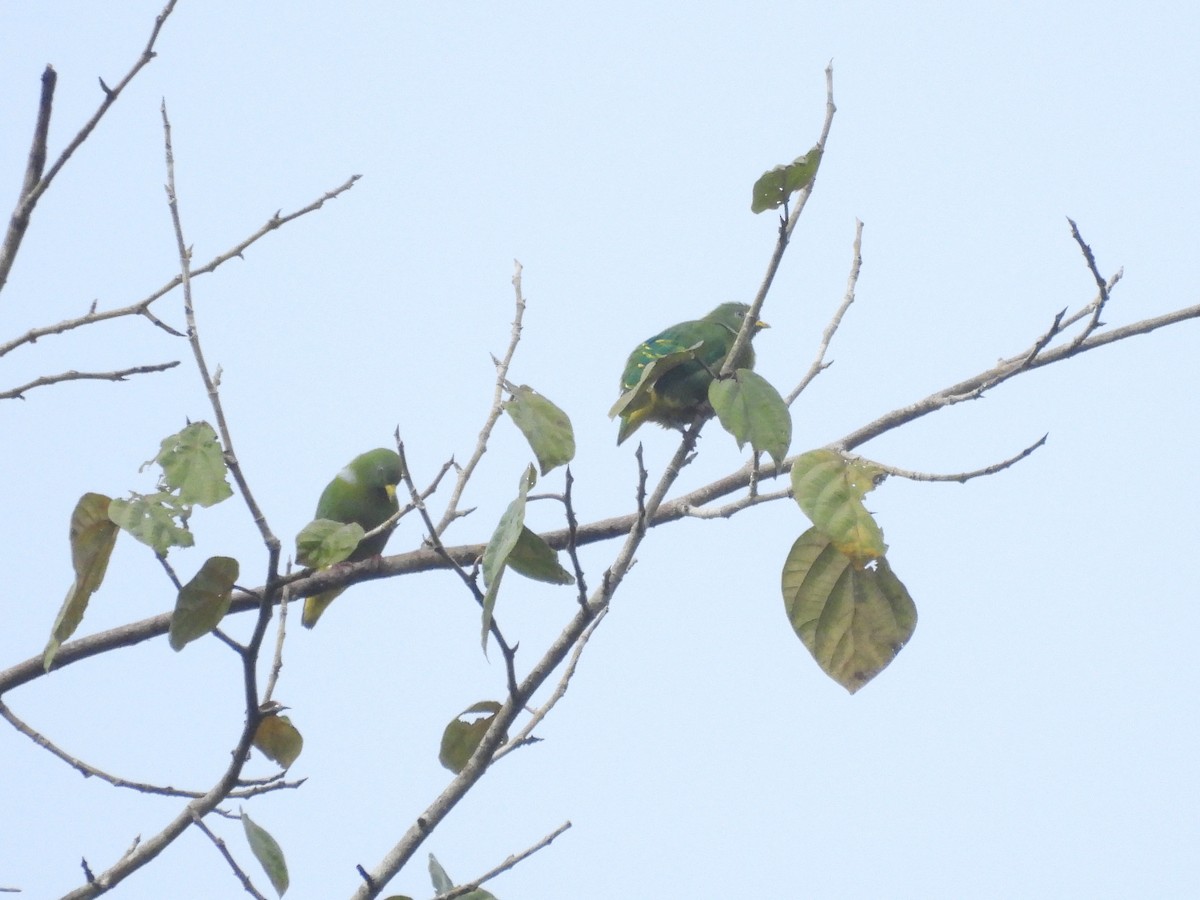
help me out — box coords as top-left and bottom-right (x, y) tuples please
(790, 448), (888, 566)
(781, 527), (917, 693)
(153, 421), (233, 507)
(751, 145), (823, 213)
(439, 700), (504, 774)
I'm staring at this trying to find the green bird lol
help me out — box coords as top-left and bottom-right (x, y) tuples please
(302, 448), (403, 628)
(612, 302), (768, 444)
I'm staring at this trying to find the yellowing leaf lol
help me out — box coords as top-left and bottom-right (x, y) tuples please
(439, 700), (504, 774)
(781, 528), (917, 693)
(295, 518), (364, 568)
(242, 810), (289, 896)
(751, 145), (823, 214)
(43, 493), (119, 671)
(168, 556), (240, 651)
(790, 449), (888, 566)
(708, 368), (792, 465)
(154, 421), (233, 507)
(253, 714), (304, 769)
(503, 384), (576, 475)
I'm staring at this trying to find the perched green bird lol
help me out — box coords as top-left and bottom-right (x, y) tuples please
(302, 448), (403, 628)
(612, 302), (768, 444)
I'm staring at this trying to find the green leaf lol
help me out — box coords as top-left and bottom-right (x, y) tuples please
(781, 527), (918, 693)
(790, 449), (888, 566)
(429, 854), (455, 894)
(242, 810), (289, 897)
(751, 145), (823, 214)
(708, 369), (792, 466)
(428, 855), (497, 900)
(295, 518), (365, 568)
(43, 493), (120, 671)
(253, 714), (304, 769)
(503, 384), (576, 475)
(607, 341), (704, 420)
(169, 556), (240, 650)
(154, 421), (233, 507)
(480, 465), (536, 648)
(439, 700), (503, 774)
(507, 526), (574, 585)
(108, 491), (195, 554)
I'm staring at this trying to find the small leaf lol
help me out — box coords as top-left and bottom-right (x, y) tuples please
(242, 810), (289, 896)
(480, 465), (536, 648)
(169, 556), (240, 650)
(253, 714), (304, 769)
(751, 145), (823, 214)
(108, 492), (195, 554)
(154, 421), (233, 507)
(790, 449), (888, 566)
(503, 384), (576, 475)
(781, 528), (918, 693)
(607, 341), (704, 420)
(295, 518), (365, 569)
(429, 854), (454, 894)
(708, 369), (792, 466)
(439, 700), (503, 774)
(43, 493), (120, 671)
(507, 526), (575, 585)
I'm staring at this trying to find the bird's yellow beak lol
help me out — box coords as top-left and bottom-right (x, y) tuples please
(385, 484), (398, 502)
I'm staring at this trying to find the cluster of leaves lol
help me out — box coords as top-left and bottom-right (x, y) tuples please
(782, 450), (918, 692)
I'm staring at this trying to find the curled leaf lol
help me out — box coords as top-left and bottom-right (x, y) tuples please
(751, 145), (823, 214)
(439, 700), (504, 774)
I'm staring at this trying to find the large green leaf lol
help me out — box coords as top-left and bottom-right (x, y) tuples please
(43, 493), (119, 671)
(438, 700), (503, 774)
(154, 421), (233, 507)
(480, 465), (536, 648)
(751, 145), (823, 214)
(108, 491), (195, 554)
(253, 714), (304, 769)
(790, 449), (888, 566)
(294, 518), (364, 569)
(503, 384), (575, 475)
(242, 810), (289, 896)
(507, 526), (574, 585)
(781, 528), (917, 693)
(168, 556), (240, 650)
(708, 368), (792, 466)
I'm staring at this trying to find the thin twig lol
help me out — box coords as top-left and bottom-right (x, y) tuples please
(0, 361), (180, 401)
(873, 435), (1049, 483)
(0, 175), (361, 361)
(0, 65), (56, 295)
(787, 218), (862, 404)
(434, 260), (527, 535)
(191, 813), (269, 900)
(433, 821), (573, 899)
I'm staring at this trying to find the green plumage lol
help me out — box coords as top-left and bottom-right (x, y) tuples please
(302, 448), (402, 628)
(614, 302), (767, 444)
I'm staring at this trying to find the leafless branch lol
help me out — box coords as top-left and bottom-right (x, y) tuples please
(0, 360), (180, 401)
(0, 175), (360, 361)
(432, 821), (573, 899)
(874, 434), (1048, 483)
(435, 260), (527, 535)
(788, 218), (863, 404)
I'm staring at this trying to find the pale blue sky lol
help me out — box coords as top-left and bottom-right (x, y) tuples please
(2, 2), (1197, 898)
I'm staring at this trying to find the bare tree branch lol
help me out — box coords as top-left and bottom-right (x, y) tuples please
(0, 361), (180, 401)
(432, 821), (573, 899)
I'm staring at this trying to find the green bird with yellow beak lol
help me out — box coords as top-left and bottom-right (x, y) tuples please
(612, 302), (768, 444)
(302, 448), (402, 628)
